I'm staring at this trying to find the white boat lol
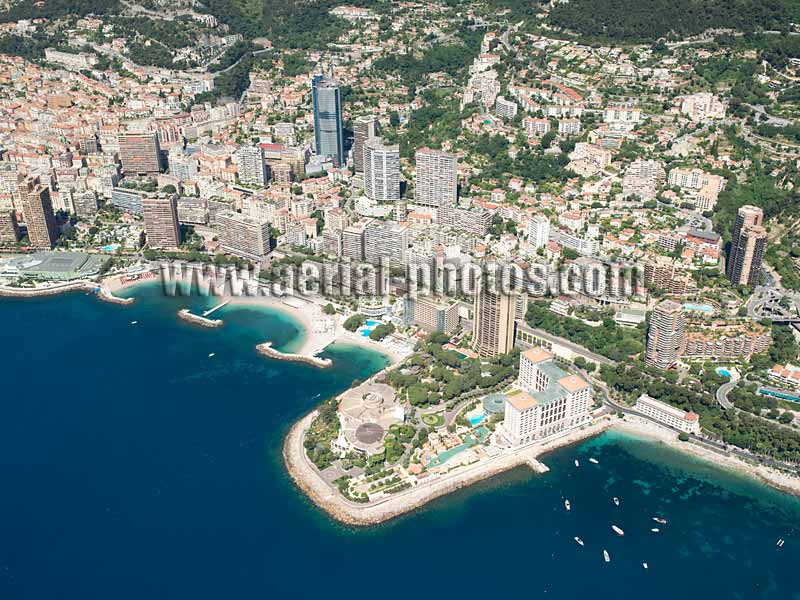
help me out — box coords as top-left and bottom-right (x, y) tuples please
(208, 353), (215, 358)
(574, 536), (584, 546)
(603, 550), (610, 563)
(643, 563), (649, 570)
(777, 539), (785, 548)
(130, 321), (138, 325)
(613, 497), (620, 506)
(589, 458), (599, 464)
(565, 500), (571, 511)
(574, 459), (580, 467)
(651, 528), (660, 533)
(652, 517), (667, 524)
(612, 525), (625, 537)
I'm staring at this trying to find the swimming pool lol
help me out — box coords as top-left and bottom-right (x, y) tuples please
(101, 244), (120, 253)
(716, 368), (732, 378)
(468, 413), (486, 426)
(358, 320), (381, 337)
(759, 388), (800, 403)
(684, 303), (714, 313)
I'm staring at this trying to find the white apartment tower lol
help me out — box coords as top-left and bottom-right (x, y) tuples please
(363, 137), (400, 203)
(528, 214), (550, 249)
(645, 299), (686, 369)
(414, 148), (457, 214)
(236, 145), (268, 187)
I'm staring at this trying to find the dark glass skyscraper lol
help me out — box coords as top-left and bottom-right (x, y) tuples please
(312, 74), (344, 167)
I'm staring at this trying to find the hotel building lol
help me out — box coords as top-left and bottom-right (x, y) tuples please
(634, 394), (700, 434)
(409, 295), (460, 333)
(501, 347), (592, 446)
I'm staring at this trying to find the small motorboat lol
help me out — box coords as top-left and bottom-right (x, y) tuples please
(613, 497), (620, 507)
(574, 537), (584, 546)
(612, 525), (625, 537)
(130, 321), (138, 325)
(777, 539), (785, 548)
(651, 528), (660, 533)
(603, 550), (610, 563)
(643, 563), (649, 570)
(652, 517), (667, 525)
(565, 500), (571, 511)
(574, 459), (580, 467)
(589, 458), (599, 464)
(208, 353), (216, 358)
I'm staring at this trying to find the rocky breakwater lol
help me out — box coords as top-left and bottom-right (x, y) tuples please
(255, 342), (332, 368)
(177, 309), (223, 328)
(96, 285), (135, 305)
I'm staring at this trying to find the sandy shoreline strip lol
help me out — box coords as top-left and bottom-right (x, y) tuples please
(284, 413), (800, 527)
(226, 295), (400, 365)
(611, 417), (800, 497)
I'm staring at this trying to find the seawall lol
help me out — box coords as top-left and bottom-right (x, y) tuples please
(283, 411), (613, 526)
(0, 281), (134, 305)
(177, 308), (223, 328)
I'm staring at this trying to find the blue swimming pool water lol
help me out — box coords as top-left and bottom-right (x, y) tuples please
(759, 388), (800, 403)
(468, 414), (486, 426)
(365, 320), (380, 327)
(684, 303), (714, 313)
(717, 368), (731, 378)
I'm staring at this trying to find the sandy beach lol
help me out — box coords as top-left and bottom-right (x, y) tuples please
(611, 416), (800, 496)
(224, 294), (338, 357)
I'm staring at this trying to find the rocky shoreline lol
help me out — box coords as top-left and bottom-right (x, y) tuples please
(96, 285), (135, 305)
(0, 280), (93, 298)
(284, 410), (800, 526)
(177, 308), (223, 328)
(256, 342), (332, 368)
(0, 280), (135, 305)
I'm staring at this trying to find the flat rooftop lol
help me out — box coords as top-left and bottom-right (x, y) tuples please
(4, 251), (109, 280)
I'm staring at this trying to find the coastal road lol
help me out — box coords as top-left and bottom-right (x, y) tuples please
(716, 370), (739, 410)
(588, 372), (800, 474)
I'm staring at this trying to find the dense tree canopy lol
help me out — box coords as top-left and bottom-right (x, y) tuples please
(549, 0), (793, 43)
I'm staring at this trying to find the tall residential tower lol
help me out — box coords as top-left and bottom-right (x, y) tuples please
(726, 205), (767, 287)
(312, 74), (344, 167)
(645, 299), (685, 369)
(414, 148), (458, 216)
(352, 115), (378, 173)
(363, 137), (400, 203)
(472, 284), (517, 358)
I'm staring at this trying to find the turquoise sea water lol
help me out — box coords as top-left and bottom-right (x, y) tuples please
(1, 282), (799, 599)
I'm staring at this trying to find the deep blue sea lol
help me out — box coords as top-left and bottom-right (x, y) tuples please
(1, 282), (799, 599)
